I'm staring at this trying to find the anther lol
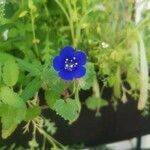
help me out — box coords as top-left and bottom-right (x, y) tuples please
(65, 64), (69, 67)
(70, 64), (74, 68)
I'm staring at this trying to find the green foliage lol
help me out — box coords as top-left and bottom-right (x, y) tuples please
(86, 96), (108, 111)
(0, 143), (25, 150)
(2, 61), (19, 87)
(53, 99), (80, 122)
(44, 119), (57, 135)
(0, 86), (26, 139)
(0, 62), (2, 84)
(80, 62), (96, 90)
(0, 103), (26, 139)
(42, 68), (65, 93)
(0, 0), (6, 24)
(17, 59), (42, 77)
(45, 89), (60, 109)
(0, 52), (15, 62)
(25, 106), (41, 121)
(0, 86), (26, 108)
(28, 138), (39, 148)
(21, 77), (42, 101)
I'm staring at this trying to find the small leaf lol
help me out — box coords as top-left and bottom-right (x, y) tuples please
(21, 77), (42, 101)
(44, 119), (57, 135)
(28, 0), (37, 12)
(2, 61), (19, 86)
(127, 70), (140, 90)
(0, 103), (26, 139)
(2, 124), (17, 139)
(86, 96), (108, 110)
(29, 138), (39, 148)
(0, 62), (2, 84)
(17, 59), (42, 76)
(19, 11), (28, 18)
(53, 99), (79, 122)
(25, 106), (41, 121)
(42, 68), (64, 93)
(79, 62), (96, 90)
(8, 28), (18, 38)
(0, 86), (26, 108)
(0, 52), (15, 62)
(45, 89), (60, 109)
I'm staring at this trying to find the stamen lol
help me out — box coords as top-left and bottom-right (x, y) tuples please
(64, 58), (78, 71)
(65, 64), (69, 67)
(70, 64), (73, 68)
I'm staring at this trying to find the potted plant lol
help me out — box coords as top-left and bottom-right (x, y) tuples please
(0, 0), (150, 149)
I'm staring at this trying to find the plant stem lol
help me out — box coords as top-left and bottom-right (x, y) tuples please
(93, 76), (100, 98)
(42, 136), (46, 150)
(75, 81), (81, 112)
(30, 9), (39, 58)
(117, 16), (149, 48)
(64, 0), (76, 46)
(38, 127), (64, 148)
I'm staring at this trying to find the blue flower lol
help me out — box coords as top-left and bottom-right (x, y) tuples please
(53, 46), (87, 80)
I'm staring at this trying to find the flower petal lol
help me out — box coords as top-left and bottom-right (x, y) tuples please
(60, 46), (75, 58)
(74, 66), (86, 78)
(53, 56), (62, 71)
(75, 51), (87, 65)
(58, 70), (74, 80)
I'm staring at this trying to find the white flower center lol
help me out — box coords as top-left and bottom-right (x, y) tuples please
(64, 57), (78, 71)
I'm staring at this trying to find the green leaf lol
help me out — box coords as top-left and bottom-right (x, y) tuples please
(0, 103), (26, 139)
(127, 70), (140, 90)
(45, 89), (60, 109)
(80, 62), (96, 90)
(0, 52), (15, 63)
(2, 61), (19, 86)
(53, 99), (79, 122)
(86, 96), (108, 110)
(2, 124), (17, 139)
(44, 119), (57, 135)
(42, 68), (64, 93)
(25, 106), (41, 121)
(0, 86), (26, 108)
(17, 59), (42, 76)
(8, 28), (18, 38)
(21, 77), (42, 101)
(19, 10), (28, 18)
(0, 62), (2, 84)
